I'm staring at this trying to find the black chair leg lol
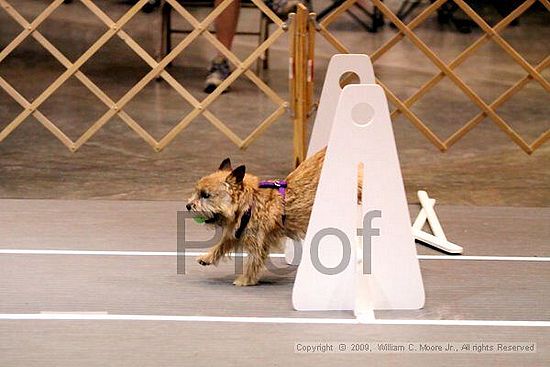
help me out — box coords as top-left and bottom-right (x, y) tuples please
(157, 1), (172, 81)
(258, 15), (270, 74)
(160, 2), (172, 60)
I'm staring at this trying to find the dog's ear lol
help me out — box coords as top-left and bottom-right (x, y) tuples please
(218, 158), (232, 171)
(226, 165), (246, 185)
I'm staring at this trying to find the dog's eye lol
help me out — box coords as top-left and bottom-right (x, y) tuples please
(200, 191), (210, 199)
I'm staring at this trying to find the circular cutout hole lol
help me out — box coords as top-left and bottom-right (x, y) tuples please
(351, 103), (374, 127)
(339, 71), (360, 89)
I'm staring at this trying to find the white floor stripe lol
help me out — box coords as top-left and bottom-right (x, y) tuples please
(0, 249), (178, 256)
(0, 313), (548, 327)
(40, 311), (109, 315)
(416, 255), (550, 262)
(0, 249), (548, 262)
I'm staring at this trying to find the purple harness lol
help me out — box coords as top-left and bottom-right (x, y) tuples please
(258, 180), (287, 223)
(259, 180), (287, 197)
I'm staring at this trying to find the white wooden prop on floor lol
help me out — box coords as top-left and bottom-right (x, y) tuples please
(291, 54), (425, 316)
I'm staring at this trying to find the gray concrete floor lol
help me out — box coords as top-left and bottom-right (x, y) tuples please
(1, 322), (546, 367)
(0, 0), (548, 205)
(0, 199), (549, 366)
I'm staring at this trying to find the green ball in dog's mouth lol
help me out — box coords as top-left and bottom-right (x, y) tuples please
(193, 216), (206, 224)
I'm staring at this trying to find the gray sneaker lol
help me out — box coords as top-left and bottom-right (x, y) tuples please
(266, 0), (301, 18)
(204, 56), (231, 94)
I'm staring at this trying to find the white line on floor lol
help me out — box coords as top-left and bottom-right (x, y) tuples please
(0, 249), (179, 256)
(0, 249), (548, 262)
(416, 255), (550, 262)
(40, 311), (109, 315)
(0, 313), (548, 327)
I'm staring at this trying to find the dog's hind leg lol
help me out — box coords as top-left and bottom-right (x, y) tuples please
(233, 239), (269, 286)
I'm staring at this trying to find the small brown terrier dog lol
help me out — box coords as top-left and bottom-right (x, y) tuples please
(186, 149), (326, 286)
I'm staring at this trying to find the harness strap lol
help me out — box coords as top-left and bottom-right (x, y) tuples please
(234, 180), (288, 239)
(258, 180), (287, 224)
(258, 180), (287, 197)
(235, 207), (252, 239)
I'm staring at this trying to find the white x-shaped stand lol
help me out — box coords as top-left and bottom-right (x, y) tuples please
(412, 190), (463, 254)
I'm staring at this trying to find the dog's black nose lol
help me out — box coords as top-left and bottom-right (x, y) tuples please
(186, 203), (192, 211)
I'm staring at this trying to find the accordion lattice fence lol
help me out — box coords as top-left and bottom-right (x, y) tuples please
(1, 0), (548, 156)
(0, 0), (289, 152)
(317, 0), (550, 154)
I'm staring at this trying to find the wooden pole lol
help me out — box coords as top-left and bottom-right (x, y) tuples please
(291, 3), (310, 167)
(306, 12), (316, 119)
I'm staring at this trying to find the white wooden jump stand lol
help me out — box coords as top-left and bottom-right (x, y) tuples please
(288, 54), (463, 320)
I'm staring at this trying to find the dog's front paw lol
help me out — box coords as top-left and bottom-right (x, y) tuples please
(197, 255), (212, 266)
(233, 276), (258, 287)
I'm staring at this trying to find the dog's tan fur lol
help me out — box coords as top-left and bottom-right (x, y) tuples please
(186, 148), (329, 286)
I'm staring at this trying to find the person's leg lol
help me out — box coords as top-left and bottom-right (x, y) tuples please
(204, 0), (241, 93)
(205, 0), (299, 93)
(215, 0), (241, 53)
